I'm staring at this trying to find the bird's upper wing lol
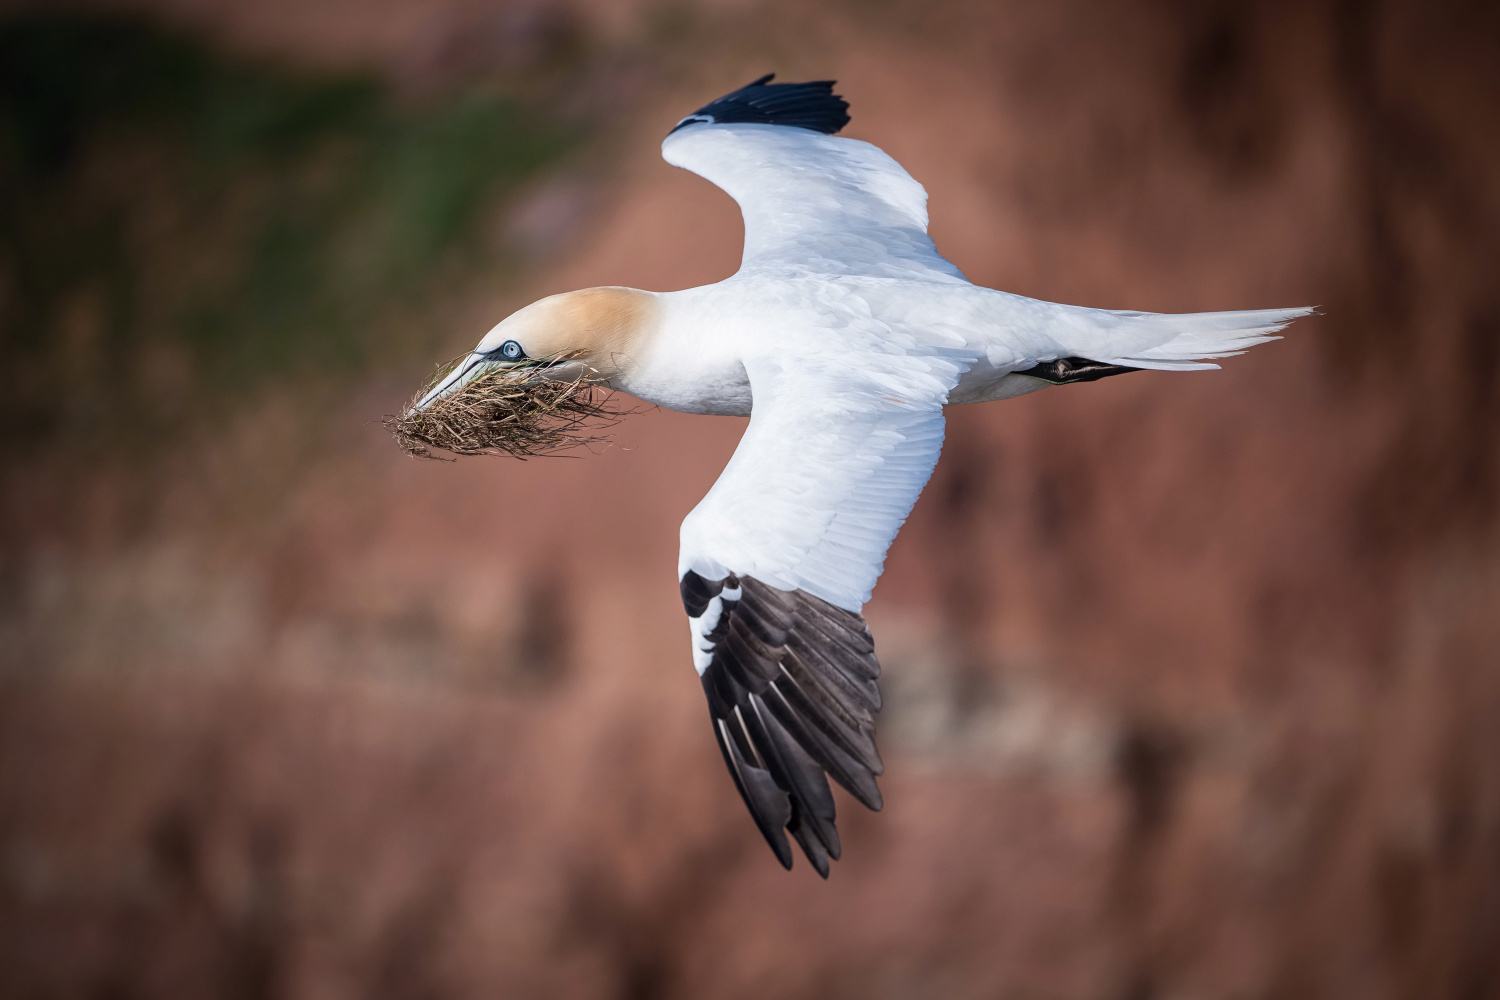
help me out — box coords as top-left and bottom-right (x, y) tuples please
(679, 342), (968, 876)
(661, 76), (968, 283)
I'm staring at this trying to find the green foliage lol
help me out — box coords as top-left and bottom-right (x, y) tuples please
(0, 13), (578, 450)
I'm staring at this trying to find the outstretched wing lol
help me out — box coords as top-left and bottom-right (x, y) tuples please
(679, 347), (966, 876)
(661, 75), (967, 283)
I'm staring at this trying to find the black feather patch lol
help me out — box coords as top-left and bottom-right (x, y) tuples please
(679, 570), (721, 618)
(681, 570), (882, 878)
(668, 74), (851, 136)
(1016, 357), (1141, 384)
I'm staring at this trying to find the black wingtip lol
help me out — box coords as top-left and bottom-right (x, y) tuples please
(790, 817), (831, 878)
(669, 74), (851, 136)
(711, 712), (794, 869)
(695, 577), (888, 877)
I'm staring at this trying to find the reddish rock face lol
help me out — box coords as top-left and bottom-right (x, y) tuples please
(3, 2), (1499, 998)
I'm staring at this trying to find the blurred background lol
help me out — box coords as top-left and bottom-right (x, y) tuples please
(1, 0), (1498, 997)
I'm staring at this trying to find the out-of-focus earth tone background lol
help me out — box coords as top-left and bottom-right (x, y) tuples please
(2, 1), (1498, 997)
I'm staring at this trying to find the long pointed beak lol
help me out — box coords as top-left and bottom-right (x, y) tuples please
(410, 353), (494, 414)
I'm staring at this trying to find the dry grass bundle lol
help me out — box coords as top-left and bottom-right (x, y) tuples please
(385, 359), (623, 460)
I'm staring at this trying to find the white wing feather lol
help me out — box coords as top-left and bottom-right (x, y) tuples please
(661, 123), (967, 283)
(678, 344), (967, 614)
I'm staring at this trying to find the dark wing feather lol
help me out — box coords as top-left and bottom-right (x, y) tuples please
(669, 74), (850, 136)
(1015, 356), (1141, 384)
(682, 570), (883, 878)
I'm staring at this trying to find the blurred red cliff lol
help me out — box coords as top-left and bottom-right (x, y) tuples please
(1, 1), (1498, 998)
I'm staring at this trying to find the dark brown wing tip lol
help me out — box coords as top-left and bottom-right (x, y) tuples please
(693, 574), (884, 876)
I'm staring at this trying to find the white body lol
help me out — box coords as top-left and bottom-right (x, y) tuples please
(619, 274), (1298, 417)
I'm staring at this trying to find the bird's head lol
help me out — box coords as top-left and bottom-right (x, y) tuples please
(413, 286), (658, 410)
(390, 286), (657, 459)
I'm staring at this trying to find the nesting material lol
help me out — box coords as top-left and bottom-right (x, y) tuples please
(385, 359), (623, 460)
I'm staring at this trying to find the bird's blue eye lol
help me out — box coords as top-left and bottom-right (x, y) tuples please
(500, 340), (524, 360)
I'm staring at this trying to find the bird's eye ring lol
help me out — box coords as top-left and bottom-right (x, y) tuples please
(498, 339), (525, 361)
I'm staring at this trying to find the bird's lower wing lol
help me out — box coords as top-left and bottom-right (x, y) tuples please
(678, 351), (963, 875)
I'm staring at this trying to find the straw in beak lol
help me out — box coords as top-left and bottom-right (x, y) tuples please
(387, 354), (621, 460)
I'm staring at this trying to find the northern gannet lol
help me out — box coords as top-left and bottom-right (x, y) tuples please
(405, 76), (1312, 877)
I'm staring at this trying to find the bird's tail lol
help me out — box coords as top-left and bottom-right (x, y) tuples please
(1085, 305), (1315, 371)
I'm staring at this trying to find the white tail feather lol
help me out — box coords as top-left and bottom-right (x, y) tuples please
(1095, 306), (1314, 371)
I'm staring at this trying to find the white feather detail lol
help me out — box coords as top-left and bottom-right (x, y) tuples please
(662, 123), (968, 283)
(689, 594), (724, 676)
(679, 336), (965, 613)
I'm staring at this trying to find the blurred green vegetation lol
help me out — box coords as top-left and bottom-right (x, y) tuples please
(0, 13), (579, 452)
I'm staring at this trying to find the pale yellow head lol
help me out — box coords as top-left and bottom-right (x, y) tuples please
(475, 286), (658, 378)
(414, 286), (659, 410)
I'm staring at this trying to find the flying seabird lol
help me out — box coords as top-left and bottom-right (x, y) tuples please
(406, 75), (1312, 877)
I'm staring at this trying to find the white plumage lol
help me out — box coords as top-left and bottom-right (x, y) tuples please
(414, 76), (1312, 877)
(662, 123), (965, 282)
